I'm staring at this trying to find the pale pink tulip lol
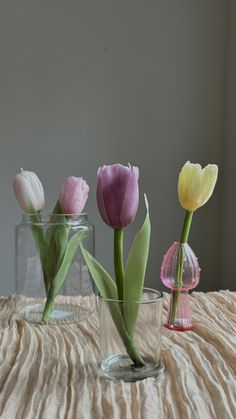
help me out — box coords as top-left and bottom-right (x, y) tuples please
(60, 176), (89, 215)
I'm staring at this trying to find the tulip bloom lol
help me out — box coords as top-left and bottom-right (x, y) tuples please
(13, 169), (45, 213)
(178, 161), (218, 212)
(170, 161), (218, 327)
(97, 164), (139, 228)
(78, 162), (149, 367)
(60, 176), (89, 215)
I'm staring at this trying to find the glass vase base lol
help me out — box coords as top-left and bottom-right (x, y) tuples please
(164, 323), (193, 332)
(101, 355), (161, 382)
(18, 303), (92, 325)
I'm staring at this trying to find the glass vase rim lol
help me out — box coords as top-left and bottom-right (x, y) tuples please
(20, 212), (88, 224)
(98, 287), (163, 304)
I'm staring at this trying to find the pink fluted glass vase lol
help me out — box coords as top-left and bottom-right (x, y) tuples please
(160, 242), (200, 331)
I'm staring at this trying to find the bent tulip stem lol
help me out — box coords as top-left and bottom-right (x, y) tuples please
(170, 210), (193, 325)
(42, 294), (54, 324)
(125, 336), (145, 367)
(107, 299), (145, 367)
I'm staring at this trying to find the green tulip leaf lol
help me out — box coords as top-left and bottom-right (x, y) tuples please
(30, 221), (50, 293)
(123, 194), (151, 337)
(45, 225), (70, 282)
(79, 240), (144, 366)
(79, 241), (118, 300)
(43, 209), (68, 293)
(48, 229), (85, 298)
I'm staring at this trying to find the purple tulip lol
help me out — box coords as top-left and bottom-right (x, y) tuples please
(60, 176), (89, 215)
(97, 164), (139, 228)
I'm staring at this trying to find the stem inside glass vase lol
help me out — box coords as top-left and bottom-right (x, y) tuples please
(113, 228), (145, 367)
(170, 210), (193, 325)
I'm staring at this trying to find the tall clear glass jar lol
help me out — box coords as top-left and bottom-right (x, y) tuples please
(15, 213), (95, 324)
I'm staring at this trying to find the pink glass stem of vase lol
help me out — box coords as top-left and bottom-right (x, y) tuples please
(165, 290), (193, 331)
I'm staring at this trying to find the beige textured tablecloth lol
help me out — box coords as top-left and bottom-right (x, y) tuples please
(0, 291), (235, 419)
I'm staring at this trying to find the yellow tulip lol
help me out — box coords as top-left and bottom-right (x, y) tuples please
(178, 161), (218, 212)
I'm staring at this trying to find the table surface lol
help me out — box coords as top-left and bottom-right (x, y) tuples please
(0, 291), (235, 419)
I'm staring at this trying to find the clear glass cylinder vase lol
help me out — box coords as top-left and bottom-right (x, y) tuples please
(15, 213), (95, 324)
(99, 288), (163, 382)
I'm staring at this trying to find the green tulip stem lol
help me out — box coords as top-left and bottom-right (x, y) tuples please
(29, 212), (51, 295)
(170, 210), (193, 325)
(113, 228), (144, 366)
(180, 210), (193, 244)
(114, 228), (125, 301)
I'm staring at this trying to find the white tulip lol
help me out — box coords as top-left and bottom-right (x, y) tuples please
(13, 168), (45, 212)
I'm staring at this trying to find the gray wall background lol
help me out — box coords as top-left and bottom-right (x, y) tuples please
(221, 0), (236, 290)
(0, 0), (229, 295)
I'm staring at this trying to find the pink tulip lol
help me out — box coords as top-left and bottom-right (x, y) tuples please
(97, 164), (139, 228)
(60, 176), (89, 215)
(13, 169), (45, 213)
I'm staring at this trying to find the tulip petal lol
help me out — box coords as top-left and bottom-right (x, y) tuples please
(96, 170), (112, 226)
(178, 161), (218, 211)
(101, 165), (129, 227)
(97, 164), (139, 228)
(120, 166), (139, 227)
(200, 164), (218, 206)
(60, 176), (89, 215)
(13, 170), (45, 213)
